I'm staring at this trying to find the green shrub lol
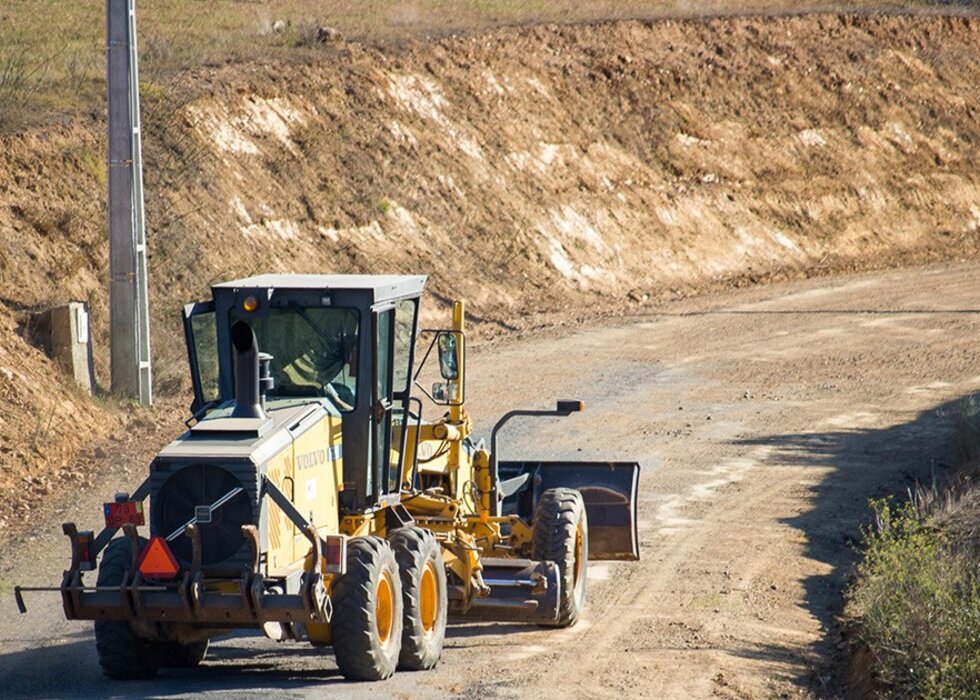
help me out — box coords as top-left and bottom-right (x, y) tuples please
(847, 498), (980, 698)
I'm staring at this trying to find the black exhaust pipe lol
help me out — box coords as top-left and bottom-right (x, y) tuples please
(231, 321), (267, 420)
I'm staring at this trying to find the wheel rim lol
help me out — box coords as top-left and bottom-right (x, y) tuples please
(573, 522), (584, 589)
(376, 570), (395, 647)
(420, 560), (439, 636)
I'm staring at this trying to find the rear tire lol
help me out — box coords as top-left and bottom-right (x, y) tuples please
(159, 639), (209, 668)
(389, 527), (448, 670)
(331, 536), (403, 681)
(94, 537), (163, 680)
(532, 488), (588, 628)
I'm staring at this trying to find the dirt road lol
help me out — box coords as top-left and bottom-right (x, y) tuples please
(2, 263), (979, 699)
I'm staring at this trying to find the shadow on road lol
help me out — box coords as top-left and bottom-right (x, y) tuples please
(726, 392), (972, 695)
(0, 628), (347, 698)
(0, 612), (542, 696)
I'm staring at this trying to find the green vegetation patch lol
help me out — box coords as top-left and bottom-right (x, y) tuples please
(846, 495), (980, 698)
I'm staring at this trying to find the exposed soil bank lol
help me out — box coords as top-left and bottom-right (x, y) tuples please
(0, 13), (978, 532)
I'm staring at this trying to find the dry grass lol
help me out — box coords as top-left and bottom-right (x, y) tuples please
(0, 0), (971, 131)
(845, 396), (980, 697)
(847, 497), (980, 698)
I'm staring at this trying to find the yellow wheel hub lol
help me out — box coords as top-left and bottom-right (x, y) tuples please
(376, 570), (395, 647)
(573, 522), (584, 588)
(420, 560), (439, 635)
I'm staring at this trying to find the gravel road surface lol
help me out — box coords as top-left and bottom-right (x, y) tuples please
(2, 263), (979, 699)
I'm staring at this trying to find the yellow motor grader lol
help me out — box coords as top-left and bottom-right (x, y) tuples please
(17, 274), (639, 681)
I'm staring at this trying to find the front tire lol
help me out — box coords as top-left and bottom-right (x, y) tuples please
(532, 488), (589, 627)
(94, 537), (163, 679)
(331, 536), (403, 681)
(390, 527), (448, 670)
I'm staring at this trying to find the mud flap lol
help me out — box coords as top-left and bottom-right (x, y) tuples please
(498, 461), (640, 561)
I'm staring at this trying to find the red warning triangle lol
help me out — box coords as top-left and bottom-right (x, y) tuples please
(138, 536), (179, 579)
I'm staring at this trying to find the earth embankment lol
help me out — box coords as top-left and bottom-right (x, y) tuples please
(0, 13), (978, 535)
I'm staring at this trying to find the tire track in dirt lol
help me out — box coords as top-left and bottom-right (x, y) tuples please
(448, 263), (980, 699)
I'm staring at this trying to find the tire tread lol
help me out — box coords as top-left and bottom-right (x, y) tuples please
(331, 536), (403, 681)
(532, 488), (588, 627)
(389, 527), (447, 670)
(94, 538), (161, 680)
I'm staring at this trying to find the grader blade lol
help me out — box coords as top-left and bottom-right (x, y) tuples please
(499, 461), (640, 561)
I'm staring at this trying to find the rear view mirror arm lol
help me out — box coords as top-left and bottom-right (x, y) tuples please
(488, 401), (585, 516)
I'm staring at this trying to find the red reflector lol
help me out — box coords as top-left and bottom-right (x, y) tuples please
(104, 501), (145, 528)
(323, 535), (347, 575)
(138, 536), (179, 579)
(77, 531), (96, 572)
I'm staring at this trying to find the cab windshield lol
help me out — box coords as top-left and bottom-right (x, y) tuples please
(232, 306), (359, 411)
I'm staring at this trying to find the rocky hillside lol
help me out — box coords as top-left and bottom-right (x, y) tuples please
(0, 13), (978, 534)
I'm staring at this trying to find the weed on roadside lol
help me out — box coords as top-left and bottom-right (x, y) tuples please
(846, 497), (980, 698)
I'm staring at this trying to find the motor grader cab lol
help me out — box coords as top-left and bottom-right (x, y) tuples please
(16, 274), (639, 682)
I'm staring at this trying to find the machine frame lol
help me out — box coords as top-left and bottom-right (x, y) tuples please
(16, 274), (640, 681)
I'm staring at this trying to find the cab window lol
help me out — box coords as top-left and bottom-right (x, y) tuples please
(231, 306), (360, 411)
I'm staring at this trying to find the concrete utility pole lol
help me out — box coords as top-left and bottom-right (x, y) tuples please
(107, 0), (152, 405)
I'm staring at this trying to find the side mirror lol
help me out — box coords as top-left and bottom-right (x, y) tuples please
(414, 329), (465, 406)
(437, 332), (460, 380)
(432, 381), (459, 403)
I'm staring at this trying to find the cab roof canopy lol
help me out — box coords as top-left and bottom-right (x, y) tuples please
(214, 274), (427, 304)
